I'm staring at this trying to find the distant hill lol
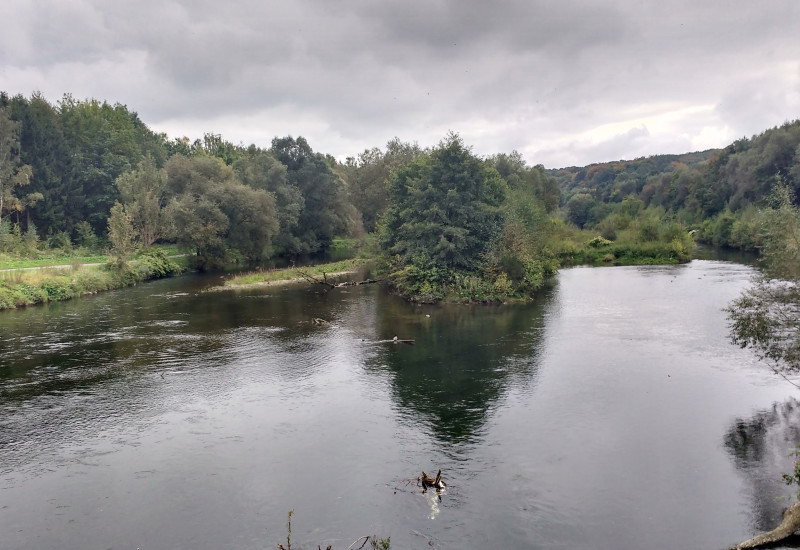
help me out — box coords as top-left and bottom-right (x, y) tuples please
(548, 119), (800, 217)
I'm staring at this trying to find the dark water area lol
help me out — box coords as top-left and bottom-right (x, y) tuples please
(2, 261), (800, 549)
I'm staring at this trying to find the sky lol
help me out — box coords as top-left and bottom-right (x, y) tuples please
(1, 0), (799, 169)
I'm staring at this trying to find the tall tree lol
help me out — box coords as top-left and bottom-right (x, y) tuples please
(381, 133), (507, 272)
(344, 138), (425, 233)
(0, 106), (33, 226)
(490, 151), (560, 213)
(6, 93), (70, 234)
(165, 155), (278, 268)
(115, 157), (168, 247)
(233, 146), (304, 256)
(727, 182), (800, 372)
(58, 95), (168, 235)
(271, 136), (353, 257)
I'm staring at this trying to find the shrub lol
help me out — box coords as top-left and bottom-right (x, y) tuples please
(587, 235), (613, 248)
(40, 278), (79, 301)
(46, 231), (73, 252)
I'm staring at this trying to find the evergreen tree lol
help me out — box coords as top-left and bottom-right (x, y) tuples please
(381, 133), (507, 273)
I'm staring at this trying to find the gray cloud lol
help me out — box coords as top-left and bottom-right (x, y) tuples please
(1, 0), (799, 167)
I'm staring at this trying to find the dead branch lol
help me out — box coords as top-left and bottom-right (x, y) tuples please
(730, 500), (800, 549)
(347, 536), (370, 550)
(296, 269), (382, 291)
(297, 269), (337, 289)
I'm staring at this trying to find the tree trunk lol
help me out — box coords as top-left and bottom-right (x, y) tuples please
(730, 500), (800, 549)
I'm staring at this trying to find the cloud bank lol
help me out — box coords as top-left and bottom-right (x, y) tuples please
(2, 0), (799, 167)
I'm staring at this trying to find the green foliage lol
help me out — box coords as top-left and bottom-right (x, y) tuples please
(165, 155), (279, 269)
(115, 157), (168, 247)
(0, 247), (181, 311)
(389, 254), (448, 303)
(727, 183), (800, 372)
(587, 235), (613, 248)
(489, 151), (560, 212)
(342, 138), (425, 233)
(224, 258), (367, 287)
(637, 217), (660, 242)
(73, 220), (101, 252)
(0, 106), (34, 227)
(370, 535), (391, 550)
(564, 193), (597, 229)
(133, 248), (182, 278)
(107, 201), (138, 260)
(233, 146), (303, 257)
(46, 230), (73, 252)
(783, 445), (800, 494)
(381, 133), (506, 274)
(271, 136), (355, 258)
(327, 236), (358, 261)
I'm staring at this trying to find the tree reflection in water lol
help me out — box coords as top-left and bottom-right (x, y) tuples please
(725, 398), (800, 537)
(370, 290), (550, 445)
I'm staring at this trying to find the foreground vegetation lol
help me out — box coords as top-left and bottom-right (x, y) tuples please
(0, 248), (181, 310)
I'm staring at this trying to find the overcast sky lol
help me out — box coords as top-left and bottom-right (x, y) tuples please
(1, 0), (799, 168)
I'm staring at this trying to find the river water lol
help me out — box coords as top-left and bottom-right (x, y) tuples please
(1, 260), (799, 550)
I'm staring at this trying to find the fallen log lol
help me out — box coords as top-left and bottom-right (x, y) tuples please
(730, 500), (800, 549)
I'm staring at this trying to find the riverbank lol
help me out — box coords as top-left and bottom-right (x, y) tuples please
(0, 249), (183, 311)
(0, 239), (696, 311)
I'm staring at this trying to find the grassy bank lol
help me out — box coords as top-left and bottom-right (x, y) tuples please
(550, 224), (696, 266)
(223, 258), (370, 288)
(0, 249), (183, 311)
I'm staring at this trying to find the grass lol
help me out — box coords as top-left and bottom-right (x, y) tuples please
(0, 244), (187, 271)
(0, 253), (109, 270)
(0, 249), (182, 311)
(224, 258), (369, 287)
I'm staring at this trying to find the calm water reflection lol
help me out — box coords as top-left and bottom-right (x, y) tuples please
(1, 261), (798, 549)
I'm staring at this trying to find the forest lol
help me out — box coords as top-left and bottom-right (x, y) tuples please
(1, 91), (799, 305)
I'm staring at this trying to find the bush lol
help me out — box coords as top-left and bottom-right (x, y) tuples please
(327, 237), (358, 261)
(587, 236), (613, 248)
(40, 278), (79, 301)
(46, 231), (73, 252)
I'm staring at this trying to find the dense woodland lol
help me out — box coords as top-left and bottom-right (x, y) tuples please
(1, 91), (800, 303)
(552, 118), (800, 250)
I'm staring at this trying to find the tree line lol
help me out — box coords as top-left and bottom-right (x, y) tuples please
(552, 119), (800, 251)
(2, 90), (800, 304)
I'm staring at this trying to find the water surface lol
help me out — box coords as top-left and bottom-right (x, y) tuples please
(1, 261), (798, 549)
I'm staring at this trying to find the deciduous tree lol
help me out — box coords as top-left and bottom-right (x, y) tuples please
(727, 182), (800, 372)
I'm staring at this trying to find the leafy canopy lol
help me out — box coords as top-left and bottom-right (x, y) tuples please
(380, 133), (507, 273)
(727, 181), (800, 372)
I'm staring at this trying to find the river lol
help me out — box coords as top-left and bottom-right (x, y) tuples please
(1, 260), (799, 550)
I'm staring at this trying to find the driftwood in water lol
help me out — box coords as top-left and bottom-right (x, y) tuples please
(391, 336), (415, 345)
(418, 470), (446, 491)
(335, 278), (382, 287)
(730, 500), (800, 549)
